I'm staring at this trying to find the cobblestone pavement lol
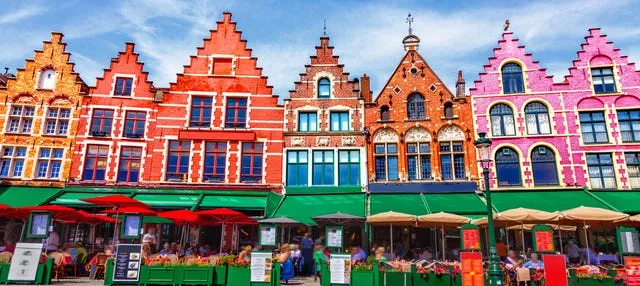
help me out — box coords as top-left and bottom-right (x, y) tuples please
(54, 276), (320, 286)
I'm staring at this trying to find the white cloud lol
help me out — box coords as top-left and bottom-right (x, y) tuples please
(0, 6), (47, 25)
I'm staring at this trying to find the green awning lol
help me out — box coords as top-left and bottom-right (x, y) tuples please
(423, 193), (487, 214)
(143, 216), (174, 224)
(264, 192), (283, 217)
(369, 194), (427, 215)
(272, 194), (365, 225)
(490, 191), (612, 212)
(590, 191), (640, 213)
(199, 195), (266, 210)
(0, 186), (61, 207)
(133, 194), (200, 208)
(50, 192), (128, 206)
(285, 186), (362, 194)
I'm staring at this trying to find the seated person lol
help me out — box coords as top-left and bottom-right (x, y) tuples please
(374, 246), (388, 263)
(504, 250), (519, 269)
(523, 253), (544, 269)
(160, 243), (172, 255)
(350, 246), (364, 262)
(418, 248), (433, 261)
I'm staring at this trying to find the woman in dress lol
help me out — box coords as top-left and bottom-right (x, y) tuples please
(279, 244), (294, 283)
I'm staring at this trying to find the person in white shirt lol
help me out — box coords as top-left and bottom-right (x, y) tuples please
(142, 227), (158, 250)
(44, 228), (60, 254)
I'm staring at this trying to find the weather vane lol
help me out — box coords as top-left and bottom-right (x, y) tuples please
(504, 19), (510, 31)
(406, 13), (414, 35)
(323, 19), (327, 36)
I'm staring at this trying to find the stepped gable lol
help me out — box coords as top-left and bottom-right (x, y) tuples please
(90, 43), (155, 98)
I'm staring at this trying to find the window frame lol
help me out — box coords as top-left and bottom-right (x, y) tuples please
(287, 150), (308, 186)
(338, 150), (360, 186)
(203, 142), (227, 183)
(114, 77), (133, 96)
(312, 150), (334, 185)
(82, 145), (109, 181)
(531, 146), (559, 186)
(38, 69), (56, 90)
(225, 97), (248, 128)
(586, 153), (617, 189)
(318, 78), (331, 98)
(123, 111), (146, 138)
(166, 141), (191, 182)
(298, 112), (318, 132)
(440, 141), (466, 180)
(524, 102), (551, 135)
(617, 109), (640, 143)
(35, 148), (64, 179)
(90, 109), (114, 136)
(490, 104), (516, 137)
(407, 142), (431, 181)
(240, 142), (263, 183)
(443, 102), (454, 118)
(0, 146), (28, 178)
(579, 111), (609, 144)
(380, 105), (390, 121)
(501, 63), (525, 94)
(374, 143), (399, 181)
(494, 147), (522, 186)
(591, 67), (617, 94)
(189, 96), (213, 127)
(6, 105), (35, 134)
(330, 111), (350, 132)
(625, 152), (640, 189)
(43, 107), (71, 136)
(117, 146), (142, 183)
(407, 93), (426, 120)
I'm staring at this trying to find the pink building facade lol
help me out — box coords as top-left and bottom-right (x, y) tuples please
(471, 29), (640, 191)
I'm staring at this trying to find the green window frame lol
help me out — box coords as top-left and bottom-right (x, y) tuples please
(338, 150), (360, 186)
(313, 150), (334, 185)
(330, 112), (349, 131)
(287, 150), (308, 186)
(298, 112), (317, 132)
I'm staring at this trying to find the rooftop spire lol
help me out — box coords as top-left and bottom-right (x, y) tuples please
(402, 13), (420, 51)
(323, 19), (327, 36)
(503, 19), (510, 31)
(406, 13), (414, 35)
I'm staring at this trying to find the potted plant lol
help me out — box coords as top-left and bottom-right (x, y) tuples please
(575, 272), (613, 286)
(530, 269), (545, 286)
(380, 262), (411, 286)
(225, 256), (251, 286)
(211, 255), (229, 286)
(176, 257), (214, 285)
(351, 261), (377, 286)
(139, 256), (178, 285)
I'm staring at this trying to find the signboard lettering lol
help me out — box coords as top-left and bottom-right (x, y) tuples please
(250, 251), (272, 282)
(329, 254), (351, 284)
(112, 244), (143, 282)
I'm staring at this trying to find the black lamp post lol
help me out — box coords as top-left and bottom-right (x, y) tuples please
(474, 132), (502, 285)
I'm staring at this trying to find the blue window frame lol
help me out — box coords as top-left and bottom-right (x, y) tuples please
(587, 153), (616, 189)
(298, 112), (317, 132)
(204, 142), (227, 183)
(501, 63), (524, 94)
(190, 96), (212, 127)
(407, 93), (426, 120)
(118, 146), (141, 183)
(241, 142), (263, 183)
(440, 141), (465, 180)
(338, 150), (360, 186)
(407, 143), (431, 180)
(495, 147), (521, 186)
(313, 150), (334, 185)
(618, 110), (640, 142)
(225, 98), (247, 128)
(580, 111), (608, 144)
(318, 78), (330, 98)
(490, 104), (516, 136)
(591, 67), (616, 94)
(374, 143), (398, 181)
(330, 112), (349, 131)
(524, 102), (551, 135)
(287, 151), (308, 186)
(531, 146), (559, 186)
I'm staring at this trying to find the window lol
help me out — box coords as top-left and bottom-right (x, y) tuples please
(490, 104), (516, 136)
(339, 150), (360, 186)
(501, 63), (524, 94)
(0, 146), (27, 178)
(313, 150), (334, 185)
(579, 111), (608, 144)
(407, 93), (426, 120)
(190, 96), (212, 127)
(240, 142), (263, 183)
(298, 112), (317, 132)
(166, 141), (190, 181)
(118, 146), (141, 183)
(591, 67), (616, 94)
(330, 112), (349, 131)
(44, 107), (71, 135)
(587, 153), (616, 189)
(318, 78), (330, 98)
(287, 151), (308, 186)
(625, 152), (640, 189)
(524, 102), (551, 135)
(618, 110), (640, 142)
(6, 105), (35, 134)
(495, 147), (521, 186)
(114, 77), (133, 96)
(440, 141), (465, 180)
(38, 69), (56, 89)
(90, 109), (114, 136)
(531, 146), (559, 186)
(380, 105), (390, 121)
(124, 111), (146, 138)
(374, 143), (398, 181)
(407, 143), (431, 180)
(444, 102), (454, 118)
(82, 145), (109, 181)
(36, 148), (63, 179)
(225, 98), (247, 128)
(204, 142), (227, 182)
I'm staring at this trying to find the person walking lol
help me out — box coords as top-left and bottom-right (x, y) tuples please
(300, 232), (314, 275)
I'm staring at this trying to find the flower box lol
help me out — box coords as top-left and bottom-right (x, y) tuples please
(0, 264), (8, 284)
(0, 259), (52, 285)
(177, 266), (214, 285)
(380, 271), (412, 286)
(139, 266), (177, 285)
(413, 272), (451, 286)
(226, 267), (251, 286)
(213, 265), (227, 286)
(351, 269), (376, 286)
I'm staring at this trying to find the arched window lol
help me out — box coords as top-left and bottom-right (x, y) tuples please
(501, 63), (524, 94)
(495, 147), (521, 186)
(380, 105), (390, 121)
(490, 104), (516, 136)
(444, 102), (454, 118)
(38, 69), (56, 90)
(318, 78), (330, 98)
(407, 93), (425, 120)
(524, 102), (551, 135)
(531, 146), (559, 186)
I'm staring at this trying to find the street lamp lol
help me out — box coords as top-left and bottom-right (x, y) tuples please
(474, 132), (503, 285)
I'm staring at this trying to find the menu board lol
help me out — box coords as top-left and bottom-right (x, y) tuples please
(8, 243), (43, 281)
(461, 228), (480, 250)
(618, 227), (640, 254)
(113, 244), (143, 282)
(460, 252), (483, 286)
(329, 254), (351, 284)
(27, 212), (50, 238)
(532, 225), (555, 253)
(542, 255), (568, 286)
(625, 256), (640, 286)
(326, 226), (343, 249)
(259, 225), (277, 247)
(250, 251), (273, 282)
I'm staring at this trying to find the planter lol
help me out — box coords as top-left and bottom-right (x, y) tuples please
(139, 266), (177, 285)
(213, 265), (227, 286)
(352, 270), (376, 286)
(575, 278), (614, 286)
(0, 259), (52, 285)
(226, 267), (250, 286)
(413, 272), (451, 286)
(0, 264), (8, 284)
(177, 266), (213, 285)
(450, 275), (462, 286)
(380, 271), (412, 286)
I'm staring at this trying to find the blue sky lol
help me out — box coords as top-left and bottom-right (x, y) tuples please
(1, 0), (639, 100)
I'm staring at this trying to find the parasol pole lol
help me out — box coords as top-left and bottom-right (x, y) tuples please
(441, 225), (446, 261)
(220, 222), (225, 254)
(584, 221), (590, 264)
(390, 224), (394, 260)
(19, 220), (26, 242)
(112, 209), (120, 246)
(506, 225), (510, 252)
(521, 223), (525, 256)
(558, 228), (564, 254)
(75, 223), (80, 242)
(433, 228), (438, 260)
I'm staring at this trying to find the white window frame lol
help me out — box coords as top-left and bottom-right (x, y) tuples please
(0, 146), (28, 178)
(35, 147), (64, 179)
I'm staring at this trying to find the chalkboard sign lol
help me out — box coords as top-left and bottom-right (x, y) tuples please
(113, 244), (143, 282)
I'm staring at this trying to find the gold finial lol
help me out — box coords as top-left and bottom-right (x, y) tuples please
(503, 19), (510, 31)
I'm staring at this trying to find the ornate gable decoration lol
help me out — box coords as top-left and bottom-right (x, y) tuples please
(373, 128), (399, 142)
(405, 127), (431, 142)
(438, 125), (464, 141)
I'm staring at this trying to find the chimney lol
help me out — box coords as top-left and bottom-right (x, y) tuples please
(455, 70), (466, 98)
(360, 74), (372, 103)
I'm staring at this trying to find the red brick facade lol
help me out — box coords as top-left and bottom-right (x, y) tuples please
(364, 34), (479, 184)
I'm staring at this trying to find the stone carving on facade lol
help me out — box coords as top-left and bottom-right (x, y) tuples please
(373, 128), (399, 142)
(51, 97), (71, 106)
(438, 125), (465, 141)
(405, 127), (431, 142)
(342, 136), (356, 146)
(153, 90), (164, 102)
(290, 136), (305, 147)
(317, 136), (330, 147)
(16, 94), (35, 103)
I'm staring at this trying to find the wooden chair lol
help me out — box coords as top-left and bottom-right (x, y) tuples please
(48, 252), (65, 281)
(93, 254), (108, 280)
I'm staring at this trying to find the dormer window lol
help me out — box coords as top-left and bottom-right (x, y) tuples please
(591, 67), (616, 94)
(501, 63), (524, 94)
(407, 93), (426, 120)
(38, 69), (56, 90)
(318, 78), (330, 98)
(114, 77), (133, 96)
